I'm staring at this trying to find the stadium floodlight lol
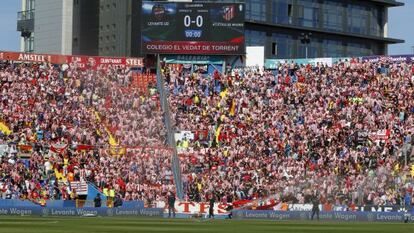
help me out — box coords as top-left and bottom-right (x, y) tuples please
(300, 32), (312, 59)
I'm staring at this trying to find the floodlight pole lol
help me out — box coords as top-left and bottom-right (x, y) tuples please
(305, 46), (308, 60)
(300, 32), (312, 59)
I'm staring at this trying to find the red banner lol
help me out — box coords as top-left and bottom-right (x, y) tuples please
(0, 51), (144, 68)
(142, 41), (244, 55)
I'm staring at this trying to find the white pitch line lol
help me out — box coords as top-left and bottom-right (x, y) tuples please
(0, 221), (59, 224)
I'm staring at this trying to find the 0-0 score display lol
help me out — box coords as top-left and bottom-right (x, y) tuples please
(183, 15), (203, 28)
(177, 9), (210, 41)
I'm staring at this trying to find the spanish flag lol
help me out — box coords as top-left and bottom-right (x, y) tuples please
(94, 111), (101, 122)
(194, 95), (200, 104)
(394, 163), (400, 173)
(107, 130), (118, 146)
(54, 169), (67, 182)
(328, 101), (334, 110)
(219, 88), (228, 99)
(229, 99), (236, 116)
(0, 122), (11, 135)
(110, 146), (126, 156)
(215, 125), (222, 144)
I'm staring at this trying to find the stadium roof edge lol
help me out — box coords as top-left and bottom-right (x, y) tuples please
(366, 0), (404, 7)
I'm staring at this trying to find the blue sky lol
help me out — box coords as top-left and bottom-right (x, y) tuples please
(0, 0), (20, 51)
(388, 0), (414, 55)
(0, 0), (413, 55)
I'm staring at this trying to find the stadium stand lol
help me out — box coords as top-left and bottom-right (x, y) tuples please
(0, 60), (173, 206)
(166, 58), (414, 207)
(1, 55), (414, 210)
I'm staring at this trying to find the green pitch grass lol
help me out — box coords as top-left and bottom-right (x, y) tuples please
(0, 217), (412, 233)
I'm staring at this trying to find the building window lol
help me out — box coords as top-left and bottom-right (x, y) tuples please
(24, 35), (34, 53)
(369, 6), (383, 37)
(246, 0), (266, 21)
(347, 42), (372, 57)
(272, 42), (278, 56)
(271, 33), (293, 59)
(322, 39), (343, 58)
(26, 0), (35, 11)
(323, 1), (343, 32)
(245, 30), (266, 47)
(271, 0), (292, 25)
(347, 4), (369, 35)
(73, 38), (78, 47)
(297, 0), (320, 28)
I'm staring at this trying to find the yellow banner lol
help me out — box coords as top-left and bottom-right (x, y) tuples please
(0, 122), (12, 135)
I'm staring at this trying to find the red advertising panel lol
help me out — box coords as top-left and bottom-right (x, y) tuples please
(0, 51), (144, 68)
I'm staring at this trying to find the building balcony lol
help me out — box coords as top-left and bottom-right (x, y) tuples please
(17, 10), (35, 37)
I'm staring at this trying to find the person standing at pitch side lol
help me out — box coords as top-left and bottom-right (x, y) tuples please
(208, 193), (216, 219)
(311, 191), (320, 221)
(167, 192), (176, 218)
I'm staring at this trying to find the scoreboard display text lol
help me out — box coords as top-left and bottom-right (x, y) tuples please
(141, 1), (245, 55)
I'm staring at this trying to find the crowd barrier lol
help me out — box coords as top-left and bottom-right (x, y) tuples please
(0, 206), (163, 217)
(232, 210), (413, 222)
(0, 200), (144, 209)
(0, 200), (38, 208)
(0, 199), (144, 209)
(1, 202), (414, 222)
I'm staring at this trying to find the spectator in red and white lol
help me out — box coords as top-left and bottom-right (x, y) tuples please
(0, 60), (171, 205)
(166, 58), (414, 206)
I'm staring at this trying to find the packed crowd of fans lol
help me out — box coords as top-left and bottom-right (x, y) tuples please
(0, 61), (172, 204)
(1, 56), (414, 209)
(166, 58), (414, 207)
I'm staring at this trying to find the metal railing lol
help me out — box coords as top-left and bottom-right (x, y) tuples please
(17, 10), (35, 21)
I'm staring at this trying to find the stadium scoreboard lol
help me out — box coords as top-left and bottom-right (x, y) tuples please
(141, 1), (245, 55)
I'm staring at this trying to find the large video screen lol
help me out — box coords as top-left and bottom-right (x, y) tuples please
(141, 1), (245, 55)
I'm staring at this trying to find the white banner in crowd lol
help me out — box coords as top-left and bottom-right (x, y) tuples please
(69, 181), (88, 195)
(175, 131), (195, 153)
(155, 201), (229, 215)
(246, 46), (265, 67)
(174, 131), (194, 142)
(0, 145), (8, 157)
